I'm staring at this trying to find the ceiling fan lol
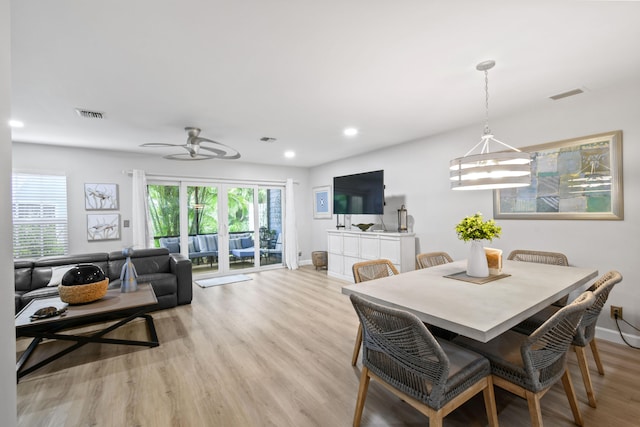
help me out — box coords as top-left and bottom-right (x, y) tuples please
(141, 127), (241, 160)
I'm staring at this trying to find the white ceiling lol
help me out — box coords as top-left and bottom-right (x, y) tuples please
(10, 1), (640, 167)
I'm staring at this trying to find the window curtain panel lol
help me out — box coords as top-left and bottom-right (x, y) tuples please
(132, 169), (154, 249)
(284, 178), (299, 270)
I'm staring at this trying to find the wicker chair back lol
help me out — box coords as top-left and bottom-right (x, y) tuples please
(352, 259), (399, 283)
(416, 252), (453, 269)
(576, 270), (622, 345)
(507, 249), (569, 266)
(520, 291), (595, 392)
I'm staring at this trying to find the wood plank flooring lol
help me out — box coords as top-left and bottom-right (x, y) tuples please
(16, 266), (640, 426)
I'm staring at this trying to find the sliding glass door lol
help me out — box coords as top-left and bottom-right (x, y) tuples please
(148, 180), (284, 276)
(187, 185), (219, 274)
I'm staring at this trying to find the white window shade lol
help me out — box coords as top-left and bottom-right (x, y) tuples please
(12, 172), (69, 258)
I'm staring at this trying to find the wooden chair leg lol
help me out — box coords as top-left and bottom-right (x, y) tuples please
(353, 366), (370, 427)
(429, 416), (443, 427)
(525, 390), (544, 427)
(575, 345), (597, 408)
(351, 324), (362, 366)
(589, 339), (605, 375)
(482, 376), (499, 427)
(561, 369), (584, 426)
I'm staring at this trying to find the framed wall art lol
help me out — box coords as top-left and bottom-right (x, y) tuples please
(87, 213), (121, 241)
(313, 185), (332, 219)
(85, 183), (119, 210)
(493, 130), (623, 220)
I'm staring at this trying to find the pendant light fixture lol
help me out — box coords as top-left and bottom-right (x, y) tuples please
(450, 60), (531, 190)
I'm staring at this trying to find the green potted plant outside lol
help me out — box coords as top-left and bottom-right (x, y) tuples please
(455, 213), (501, 277)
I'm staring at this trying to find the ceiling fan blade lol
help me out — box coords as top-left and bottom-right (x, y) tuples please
(199, 143), (241, 159)
(163, 153), (216, 161)
(198, 145), (227, 156)
(140, 142), (184, 148)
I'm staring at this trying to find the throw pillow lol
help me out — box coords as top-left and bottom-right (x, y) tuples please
(47, 265), (76, 287)
(164, 241), (180, 253)
(205, 234), (218, 251)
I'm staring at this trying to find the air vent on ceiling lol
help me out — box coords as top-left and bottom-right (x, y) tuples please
(259, 137), (277, 142)
(75, 108), (105, 119)
(549, 88), (584, 101)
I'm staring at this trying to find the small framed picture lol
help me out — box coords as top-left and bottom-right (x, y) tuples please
(85, 183), (119, 210)
(87, 214), (121, 241)
(313, 185), (332, 219)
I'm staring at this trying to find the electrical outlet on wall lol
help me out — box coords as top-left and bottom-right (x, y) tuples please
(610, 306), (623, 319)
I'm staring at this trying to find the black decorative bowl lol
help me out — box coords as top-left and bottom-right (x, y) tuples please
(59, 264), (109, 304)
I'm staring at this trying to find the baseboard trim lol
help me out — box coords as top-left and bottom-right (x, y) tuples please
(595, 325), (640, 347)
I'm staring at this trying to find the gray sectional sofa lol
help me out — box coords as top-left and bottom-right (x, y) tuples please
(14, 248), (192, 313)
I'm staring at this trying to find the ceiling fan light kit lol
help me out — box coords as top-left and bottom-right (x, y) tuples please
(450, 60), (531, 191)
(141, 127), (241, 161)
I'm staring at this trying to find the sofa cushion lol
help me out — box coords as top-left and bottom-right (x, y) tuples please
(241, 237), (253, 249)
(108, 248), (171, 280)
(197, 234), (218, 252)
(20, 286), (61, 309)
(207, 235), (218, 251)
(229, 239), (241, 250)
(188, 236), (200, 252)
(32, 253), (109, 291)
(46, 264), (76, 286)
(14, 260), (34, 293)
(164, 241), (180, 253)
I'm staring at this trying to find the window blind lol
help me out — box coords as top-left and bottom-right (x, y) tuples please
(12, 172), (69, 258)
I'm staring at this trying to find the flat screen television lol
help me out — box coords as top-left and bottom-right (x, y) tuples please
(333, 170), (384, 215)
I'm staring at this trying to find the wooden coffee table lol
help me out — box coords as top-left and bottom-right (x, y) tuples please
(16, 282), (159, 382)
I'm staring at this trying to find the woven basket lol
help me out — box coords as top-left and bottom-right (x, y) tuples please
(312, 251), (328, 270)
(58, 278), (109, 304)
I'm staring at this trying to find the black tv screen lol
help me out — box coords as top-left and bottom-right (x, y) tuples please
(333, 170), (384, 215)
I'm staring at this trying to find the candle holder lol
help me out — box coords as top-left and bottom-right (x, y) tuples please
(397, 205), (408, 232)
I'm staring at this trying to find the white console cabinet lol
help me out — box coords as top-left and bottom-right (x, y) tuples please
(327, 230), (415, 282)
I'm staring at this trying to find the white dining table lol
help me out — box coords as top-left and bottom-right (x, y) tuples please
(341, 260), (598, 342)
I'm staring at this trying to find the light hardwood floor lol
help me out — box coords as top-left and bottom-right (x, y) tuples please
(16, 266), (640, 426)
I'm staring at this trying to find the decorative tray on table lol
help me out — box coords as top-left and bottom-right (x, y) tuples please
(444, 271), (511, 285)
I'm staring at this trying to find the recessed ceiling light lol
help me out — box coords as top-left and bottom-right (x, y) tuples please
(343, 127), (359, 137)
(284, 151), (295, 158)
(9, 119), (24, 128)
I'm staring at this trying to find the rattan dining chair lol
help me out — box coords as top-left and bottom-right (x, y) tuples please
(511, 270), (622, 408)
(453, 290), (595, 427)
(350, 294), (499, 427)
(416, 251), (453, 269)
(414, 251), (458, 340)
(350, 259), (399, 366)
(508, 249), (570, 306)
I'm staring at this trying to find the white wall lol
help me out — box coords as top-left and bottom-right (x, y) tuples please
(310, 76), (640, 346)
(11, 144), (312, 261)
(1, 0), (16, 423)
